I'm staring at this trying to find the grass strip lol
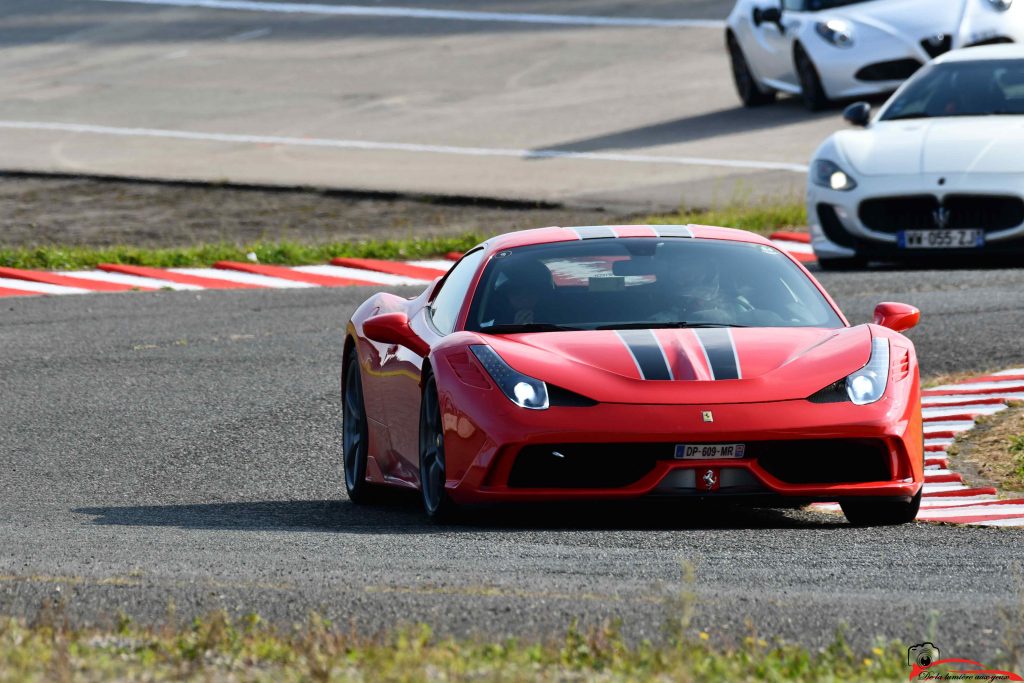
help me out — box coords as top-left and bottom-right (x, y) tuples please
(0, 609), (913, 682)
(0, 235), (487, 272)
(0, 201), (807, 271)
(645, 201), (807, 235)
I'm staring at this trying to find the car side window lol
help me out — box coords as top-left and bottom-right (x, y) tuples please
(783, 0), (804, 11)
(429, 249), (486, 335)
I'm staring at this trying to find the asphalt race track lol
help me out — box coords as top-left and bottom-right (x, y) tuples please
(0, 0), (835, 209)
(3, 0), (1024, 665)
(3, 269), (1024, 658)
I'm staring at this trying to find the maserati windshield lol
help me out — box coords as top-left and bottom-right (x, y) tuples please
(466, 238), (844, 333)
(882, 59), (1024, 120)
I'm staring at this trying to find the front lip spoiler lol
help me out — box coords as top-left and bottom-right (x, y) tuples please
(455, 458), (922, 504)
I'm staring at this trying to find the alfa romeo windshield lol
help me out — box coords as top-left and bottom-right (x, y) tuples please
(465, 238), (844, 333)
(882, 59), (1024, 120)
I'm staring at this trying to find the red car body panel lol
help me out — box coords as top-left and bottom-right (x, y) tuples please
(343, 225), (924, 504)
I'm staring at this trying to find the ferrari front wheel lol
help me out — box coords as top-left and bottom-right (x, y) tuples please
(840, 488), (922, 526)
(419, 372), (456, 520)
(342, 347), (377, 504)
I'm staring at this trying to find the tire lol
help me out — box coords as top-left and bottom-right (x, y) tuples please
(342, 347), (378, 504)
(794, 44), (829, 111)
(840, 489), (922, 526)
(419, 372), (457, 520)
(816, 256), (866, 271)
(728, 33), (776, 107)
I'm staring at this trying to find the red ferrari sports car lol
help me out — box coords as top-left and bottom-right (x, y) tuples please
(341, 225), (923, 524)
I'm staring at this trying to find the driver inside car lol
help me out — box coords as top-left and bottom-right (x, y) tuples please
(650, 257), (743, 323)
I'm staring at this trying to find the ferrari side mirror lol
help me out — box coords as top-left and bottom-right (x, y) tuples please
(363, 312), (430, 357)
(843, 101), (871, 127)
(873, 302), (920, 333)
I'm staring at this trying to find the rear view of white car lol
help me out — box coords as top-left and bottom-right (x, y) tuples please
(807, 45), (1024, 268)
(726, 0), (1023, 110)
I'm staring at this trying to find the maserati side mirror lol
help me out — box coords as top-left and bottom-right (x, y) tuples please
(363, 312), (430, 356)
(873, 302), (920, 333)
(843, 101), (872, 127)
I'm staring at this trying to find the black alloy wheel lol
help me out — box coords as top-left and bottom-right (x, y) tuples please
(343, 348), (376, 504)
(728, 33), (776, 107)
(795, 44), (829, 111)
(419, 372), (455, 520)
(840, 488), (923, 526)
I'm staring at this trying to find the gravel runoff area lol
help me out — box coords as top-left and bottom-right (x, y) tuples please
(0, 174), (630, 248)
(2, 265), (1024, 663)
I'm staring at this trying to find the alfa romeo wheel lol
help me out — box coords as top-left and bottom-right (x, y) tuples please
(795, 44), (829, 111)
(342, 347), (376, 504)
(840, 488), (922, 526)
(728, 34), (776, 107)
(419, 372), (456, 520)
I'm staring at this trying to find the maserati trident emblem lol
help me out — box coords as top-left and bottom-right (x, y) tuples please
(933, 206), (951, 230)
(701, 410), (714, 423)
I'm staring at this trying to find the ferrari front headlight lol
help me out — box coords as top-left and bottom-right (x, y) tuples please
(811, 159), (858, 191)
(815, 19), (855, 48)
(986, 0), (1012, 11)
(845, 338), (890, 405)
(470, 345), (549, 410)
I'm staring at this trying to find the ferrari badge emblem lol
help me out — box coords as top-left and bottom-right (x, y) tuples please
(701, 410), (714, 423)
(702, 468), (720, 492)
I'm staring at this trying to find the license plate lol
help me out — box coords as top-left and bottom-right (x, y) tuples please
(674, 443), (746, 460)
(898, 229), (984, 249)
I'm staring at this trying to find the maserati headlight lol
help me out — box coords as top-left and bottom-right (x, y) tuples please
(815, 19), (855, 47)
(470, 345), (549, 410)
(986, 0), (1012, 11)
(845, 338), (890, 405)
(811, 159), (858, 191)
(809, 338), (890, 405)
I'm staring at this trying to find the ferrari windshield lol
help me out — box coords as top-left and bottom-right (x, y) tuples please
(881, 59), (1024, 120)
(465, 238), (844, 333)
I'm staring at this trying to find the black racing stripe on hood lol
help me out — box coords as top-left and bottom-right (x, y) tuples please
(571, 226), (617, 240)
(694, 328), (741, 380)
(616, 329), (673, 380)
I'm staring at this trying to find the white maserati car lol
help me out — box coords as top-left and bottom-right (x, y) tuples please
(726, 0), (1024, 110)
(807, 45), (1024, 268)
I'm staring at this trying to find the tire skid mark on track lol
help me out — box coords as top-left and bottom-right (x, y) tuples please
(816, 367), (1024, 528)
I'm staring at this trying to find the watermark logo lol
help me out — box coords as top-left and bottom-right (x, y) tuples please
(907, 642), (1023, 682)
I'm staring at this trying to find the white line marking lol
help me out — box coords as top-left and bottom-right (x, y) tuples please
(64, 270), (202, 291)
(406, 260), (454, 272)
(170, 267), (314, 288)
(994, 367), (1024, 375)
(920, 496), (1000, 507)
(924, 392), (1024, 404)
(292, 264), (429, 286)
(923, 420), (975, 433)
(226, 27), (271, 41)
(930, 379), (1024, 392)
(89, 0), (726, 29)
(0, 121), (810, 174)
(0, 277), (89, 295)
(979, 518), (1024, 527)
(919, 505), (1024, 519)
(923, 404), (1006, 418)
(770, 239), (814, 254)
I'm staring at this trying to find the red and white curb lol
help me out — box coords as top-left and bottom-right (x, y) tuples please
(0, 232), (817, 299)
(0, 258), (456, 297)
(816, 368), (1024, 528)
